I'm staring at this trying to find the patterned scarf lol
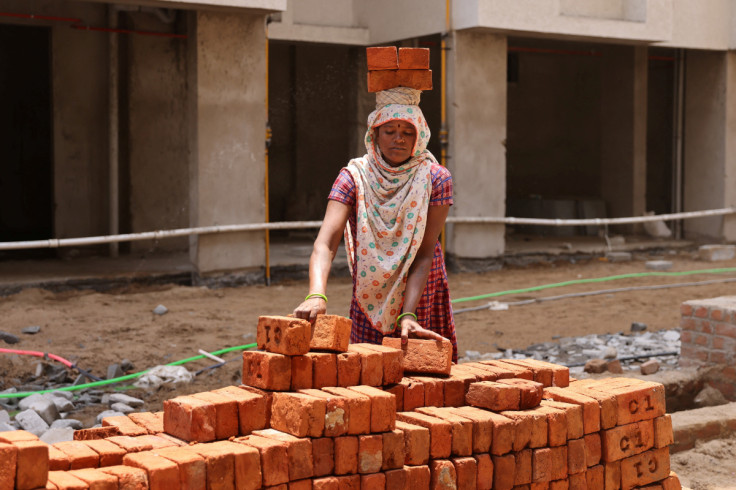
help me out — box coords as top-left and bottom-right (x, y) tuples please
(344, 91), (436, 334)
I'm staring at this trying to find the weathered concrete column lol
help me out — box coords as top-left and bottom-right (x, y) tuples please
(188, 11), (267, 277)
(446, 30), (507, 263)
(599, 45), (648, 232)
(683, 50), (736, 241)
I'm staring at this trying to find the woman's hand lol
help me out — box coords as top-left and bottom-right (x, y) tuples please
(399, 315), (445, 345)
(293, 296), (327, 324)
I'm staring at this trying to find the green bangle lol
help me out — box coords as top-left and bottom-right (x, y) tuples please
(305, 293), (328, 303)
(395, 311), (418, 328)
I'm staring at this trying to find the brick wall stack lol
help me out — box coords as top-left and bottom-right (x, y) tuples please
(0, 313), (684, 489)
(680, 296), (736, 399)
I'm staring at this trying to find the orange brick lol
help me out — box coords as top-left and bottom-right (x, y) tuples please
(382, 338), (452, 375)
(533, 405), (567, 447)
(123, 451), (179, 490)
(189, 391), (239, 440)
(457, 363), (501, 381)
(101, 415), (147, 437)
(335, 474), (360, 489)
(291, 355), (313, 390)
(468, 408), (516, 456)
(154, 433), (188, 448)
(541, 400), (584, 440)
(242, 350), (292, 391)
(584, 433), (602, 467)
(620, 447), (670, 490)
(568, 438), (586, 474)
(81, 439), (125, 468)
(498, 378), (544, 409)
(311, 314), (352, 352)
(257, 315), (311, 355)
(384, 383), (405, 412)
(0, 442), (17, 489)
(661, 471), (683, 490)
(566, 380), (618, 429)
(396, 69), (433, 91)
(313, 476), (339, 490)
(405, 465), (431, 489)
(155, 446), (207, 490)
(654, 415), (674, 448)
(385, 467), (407, 488)
(312, 437), (335, 477)
(500, 410), (548, 451)
(306, 352), (338, 388)
(298, 388), (349, 437)
(367, 46), (398, 71)
(106, 435), (153, 454)
(401, 378), (426, 411)
(194, 440), (262, 490)
(347, 344), (383, 386)
(441, 376), (467, 408)
(98, 465), (149, 489)
(430, 459), (457, 488)
(450, 365), (482, 388)
(334, 436), (358, 475)
(467, 381), (521, 411)
(549, 446), (568, 481)
(357, 343), (404, 385)
(347, 385), (396, 432)
(289, 479), (313, 490)
(163, 395), (216, 442)
(252, 428), (314, 481)
(602, 418), (655, 462)
(68, 468), (118, 489)
(336, 351), (361, 387)
(416, 406), (473, 456)
(361, 472), (386, 488)
(47, 470), (88, 489)
(533, 447), (553, 483)
(492, 453), (516, 489)
(358, 434), (382, 474)
(126, 412), (163, 435)
(586, 464), (604, 488)
(543, 387), (601, 434)
(322, 386), (371, 435)
(0, 430), (37, 443)
(475, 453), (494, 490)
(411, 376), (444, 408)
(398, 47), (429, 70)
(550, 479), (570, 490)
(569, 471), (586, 490)
(234, 435), (288, 486)
(212, 385), (268, 436)
(480, 360), (534, 380)
(134, 435), (176, 452)
(73, 426), (121, 441)
(395, 420), (430, 465)
(605, 460), (621, 489)
(271, 392), (326, 437)
(597, 379), (666, 425)
(13, 439), (49, 490)
(53, 441), (100, 470)
(396, 411), (451, 459)
(515, 449), (533, 485)
(446, 406), (493, 453)
(48, 444), (69, 471)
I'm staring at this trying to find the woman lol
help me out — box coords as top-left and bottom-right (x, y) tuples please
(293, 87), (457, 362)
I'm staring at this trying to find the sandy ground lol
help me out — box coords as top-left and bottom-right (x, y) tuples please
(1, 250), (736, 486)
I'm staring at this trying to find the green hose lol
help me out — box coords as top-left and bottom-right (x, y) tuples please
(450, 267), (736, 304)
(0, 343), (257, 399)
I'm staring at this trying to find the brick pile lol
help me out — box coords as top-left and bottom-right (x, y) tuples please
(0, 313), (684, 489)
(367, 46), (433, 93)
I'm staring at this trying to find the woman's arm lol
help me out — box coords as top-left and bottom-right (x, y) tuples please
(293, 200), (352, 323)
(399, 204), (450, 343)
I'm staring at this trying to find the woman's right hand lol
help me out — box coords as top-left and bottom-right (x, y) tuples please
(293, 296), (327, 324)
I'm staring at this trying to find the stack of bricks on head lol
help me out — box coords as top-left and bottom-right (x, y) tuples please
(0, 314), (683, 489)
(367, 46), (432, 92)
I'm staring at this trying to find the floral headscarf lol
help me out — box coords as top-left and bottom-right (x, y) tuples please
(344, 89), (438, 333)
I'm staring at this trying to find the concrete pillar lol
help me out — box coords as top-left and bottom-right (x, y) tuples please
(446, 30), (507, 261)
(683, 50), (736, 241)
(188, 10), (267, 276)
(599, 45), (648, 232)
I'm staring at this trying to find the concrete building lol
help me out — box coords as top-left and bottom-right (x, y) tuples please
(2, 0), (736, 281)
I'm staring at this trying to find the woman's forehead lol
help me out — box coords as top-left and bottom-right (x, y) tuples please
(378, 120), (415, 130)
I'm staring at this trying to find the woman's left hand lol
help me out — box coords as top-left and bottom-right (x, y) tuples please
(399, 315), (446, 345)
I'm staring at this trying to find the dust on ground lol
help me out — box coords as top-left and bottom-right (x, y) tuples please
(672, 434), (736, 489)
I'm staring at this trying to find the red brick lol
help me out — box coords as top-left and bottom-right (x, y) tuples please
(446, 406), (493, 453)
(543, 387), (601, 434)
(654, 415), (674, 448)
(680, 304), (693, 316)
(311, 314), (352, 352)
(430, 459), (457, 489)
(80, 439), (126, 467)
(441, 376), (466, 407)
(347, 385), (396, 432)
(123, 451), (179, 490)
(306, 352), (338, 388)
(498, 378), (544, 408)
(271, 392), (326, 437)
(385, 467), (407, 489)
(212, 385), (269, 436)
(568, 471), (586, 490)
(586, 464), (604, 488)
(396, 411), (451, 459)
(0, 442), (17, 489)
(400, 378), (426, 411)
(98, 465), (149, 489)
(155, 446), (207, 490)
(398, 47), (430, 70)
(257, 315), (311, 355)
(336, 351), (361, 387)
(312, 437), (335, 477)
(411, 376), (444, 408)
(461, 362), (504, 381)
(47, 470), (89, 489)
(163, 395), (216, 442)
(714, 322), (736, 338)
(452, 364), (492, 382)
(361, 472), (386, 488)
(68, 468), (119, 489)
(597, 379), (666, 425)
(289, 479), (313, 490)
(322, 386), (371, 435)
(568, 438), (586, 474)
(193, 440), (262, 490)
(347, 344), (383, 386)
(475, 453), (494, 490)
(541, 400), (583, 440)
(405, 465), (431, 490)
(467, 381), (521, 411)
(190, 391), (239, 440)
(680, 317), (696, 331)
(533, 447), (553, 483)
(694, 306), (708, 318)
(298, 388), (349, 437)
(515, 449), (533, 485)
(234, 435), (288, 486)
(384, 383), (405, 412)
(532, 405), (567, 447)
(336, 474), (360, 489)
(382, 429), (405, 470)
(73, 426), (121, 441)
(100, 415), (147, 437)
(604, 460), (621, 489)
(288, 355), (312, 391)
(334, 436), (358, 475)
(127, 412), (163, 435)
(620, 447), (670, 490)
(710, 308), (724, 321)
(710, 350), (731, 364)
(367, 46), (398, 70)
(583, 433), (601, 467)
(700, 321), (713, 334)
(550, 479), (570, 490)
(481, 360), (534, 381)
(358, 434), (382, 474)
(383, 337), (452, 375)
(48, 444), (69, 471)
(242, 350), (291, 391)
(252, 428), (314, 481)
(500, 410), (548, 451)
(693, 333), (709, 346)
(503, 359), (555, 387)
(395, 420), (430, 465)
(416, 406), (473, 456)
(12, 439), (49, 490)
(396, 69), (433, 91)
(492, 453), (516, 490)
(661, 471), (683, 490)
(357, 343), (404, 384)
(313, 476), (339, 490)
(566, 380), (618, 429)
(680, 330), (693, 343)
(601, 419), (654, 462)
(53, 441), (100, 470)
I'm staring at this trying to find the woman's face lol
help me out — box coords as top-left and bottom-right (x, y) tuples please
(375, 120), (417, 167)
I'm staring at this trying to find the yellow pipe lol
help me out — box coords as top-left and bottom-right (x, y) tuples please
(440, 0), (450, 254)
(264, 22), (271, 286)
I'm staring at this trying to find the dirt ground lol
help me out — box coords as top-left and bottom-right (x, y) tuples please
(2, 249), (736, 487)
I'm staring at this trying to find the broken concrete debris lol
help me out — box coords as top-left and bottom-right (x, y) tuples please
(0, 331), (20, 344)
(152, 304), (168, 315)
(698, 244), (736, 261)
(21, 325), (41, 335)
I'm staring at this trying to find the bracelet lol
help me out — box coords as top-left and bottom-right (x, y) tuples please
(395, 312), (418, 328)
(305, 293), (328, 303)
